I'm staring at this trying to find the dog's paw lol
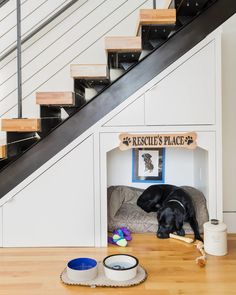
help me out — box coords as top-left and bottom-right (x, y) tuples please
(122, 136), (131, 147)
(185, 136), (193, 145)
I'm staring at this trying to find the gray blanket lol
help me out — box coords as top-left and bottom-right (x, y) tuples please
(108, 185), (209, 234)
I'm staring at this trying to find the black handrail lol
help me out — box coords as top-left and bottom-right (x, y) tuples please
(0, 0), (9, 8)
(0, 0), (80, 62)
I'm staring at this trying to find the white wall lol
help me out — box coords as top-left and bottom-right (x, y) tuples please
(107, 147), (194, 189)
(222, 13), (236, 232)
(193, 147), (208, 201)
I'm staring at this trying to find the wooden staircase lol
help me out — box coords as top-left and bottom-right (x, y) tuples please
(0, 1), (213, 171)
(105, 36), (142, 70)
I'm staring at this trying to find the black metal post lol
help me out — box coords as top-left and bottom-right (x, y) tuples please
(153, 0), (156, 9)
(16, 0), (22, 118)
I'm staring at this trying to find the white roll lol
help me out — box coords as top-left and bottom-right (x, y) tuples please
(203, 219), (227, 256)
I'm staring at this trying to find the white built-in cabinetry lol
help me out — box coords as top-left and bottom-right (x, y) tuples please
(0, 29), (223, 247)
(1, 135), (95, 247)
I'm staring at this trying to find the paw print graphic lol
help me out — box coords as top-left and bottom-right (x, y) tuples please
(185, 136), (193, 145)
(122, 137), (131, 146)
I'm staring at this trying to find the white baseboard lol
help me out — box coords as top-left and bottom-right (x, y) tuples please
(223, 212), (236, 233)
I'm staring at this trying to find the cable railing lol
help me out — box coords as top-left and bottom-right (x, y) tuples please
(0, 0), (80, 62)
(0, 0), (80, 118)
(1, 0), (149, 120)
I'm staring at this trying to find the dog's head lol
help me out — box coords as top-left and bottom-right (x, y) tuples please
(157, 206), (184, 239)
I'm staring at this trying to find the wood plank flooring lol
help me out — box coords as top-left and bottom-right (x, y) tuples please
(0, 234), (236, 295)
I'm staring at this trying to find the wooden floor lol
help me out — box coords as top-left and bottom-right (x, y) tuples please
(0, 234), (236, 295)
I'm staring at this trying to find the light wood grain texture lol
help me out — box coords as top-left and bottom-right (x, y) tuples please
(105, 36), (142, 52)
(1, 119), (41, 132)
(70, 64), (109, 79)
(36, 92), (75, 106)
(0, 145), (7, 158)
(136, 9), (176, 35)
(0, 234), (235, 295)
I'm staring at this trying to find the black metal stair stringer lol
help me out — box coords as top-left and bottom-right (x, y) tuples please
(0, 0), (235, 199)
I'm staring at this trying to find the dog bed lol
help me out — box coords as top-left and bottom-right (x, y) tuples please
(107, 185), (209, 234)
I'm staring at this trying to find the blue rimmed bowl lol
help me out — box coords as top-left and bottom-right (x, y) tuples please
(66, 257), (98, 282)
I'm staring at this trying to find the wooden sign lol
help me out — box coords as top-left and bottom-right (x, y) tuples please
(119, 132), (197, 151)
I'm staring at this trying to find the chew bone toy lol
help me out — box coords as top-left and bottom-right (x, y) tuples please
(169, 233), (207, 267)
(169, 233), (194, 244)
(195, 241), (207, 267)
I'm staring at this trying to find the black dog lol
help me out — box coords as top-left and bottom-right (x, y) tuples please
(137, 184), (203, 241)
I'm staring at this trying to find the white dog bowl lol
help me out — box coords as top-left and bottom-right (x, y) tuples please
(66, 258), (98, 282)
(103, 254), (139, 281)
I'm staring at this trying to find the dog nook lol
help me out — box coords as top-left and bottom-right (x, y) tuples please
(104, 130), (214, 245)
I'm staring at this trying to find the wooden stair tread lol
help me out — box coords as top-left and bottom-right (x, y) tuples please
(36, 92), (75, 106)
(1, 119), (41, 132)
(0, 145), (7, 159)
(105, 36), (142, 52)
(70, 64), (109, 80)
(136, 9), (176, 35)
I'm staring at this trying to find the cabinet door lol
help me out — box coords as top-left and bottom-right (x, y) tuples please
(3, 135), (94, 247)
(145, 41), (216, 125)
